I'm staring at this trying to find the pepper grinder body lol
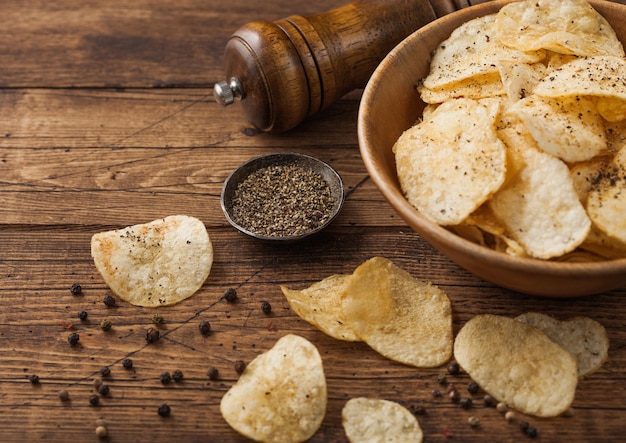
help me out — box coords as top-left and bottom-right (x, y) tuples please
(216, 0), (438, 132)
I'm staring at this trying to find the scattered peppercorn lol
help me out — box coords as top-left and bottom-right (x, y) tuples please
(93, 377), (103, 390)
(98, 384), (110, 396)
(449, 390), (461, 403)
(496, 402), (508, 413)
(412, 405), (426, 415)
(89, 394), (100, 406)
(467, 381), (479, 394)
(459, 397), (473, 409)
(526, 426), (538, 438)
(172, 370), (184, 382)
(160, 371), (172, 384)
(100, 319), (112, 331)
(468, 416), (480, 428)
(28, 374), (40, 384)
(223, 287), (238, 303)
(100, 366), (111, 377)
(122, 358), (133, 370)
(78, 310), (88, 321)
(70, 283), (82, 296)
(447, 361), (460, 375)
(158, 404), (171, 417)
(152, 313), (164, 324)
(102, 294), (116, 307)
(432, 389), (442, 397)
(58, 389), (69, 401)
(234, 360), (246, 374)
(483, 395), (495, 407)
(68, 332), (80, 346)
(505, 411), (516, 422)
(207, 367), (219, 380)
(437, 373), (447, 384)
(95, 425), (108, 439)
(198, 320), (211, 336)
(519, 421), (529, 433)
(145, 327), (160, 343)
(261, 301), (272, 314)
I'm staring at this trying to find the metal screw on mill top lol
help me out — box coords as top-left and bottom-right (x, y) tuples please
(214, 77), (245, 106)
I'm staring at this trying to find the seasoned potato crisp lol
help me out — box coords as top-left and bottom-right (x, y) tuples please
(341, 257), (453, 367)
(220, 334), (327, 443)
(342, 398), (423, 443)
(516, 312), (609, 378)
(91, 215), (213, 307)
(454, 314), (578, 417)
(281, 274), (360, 342)
(394, 98), (507, 225)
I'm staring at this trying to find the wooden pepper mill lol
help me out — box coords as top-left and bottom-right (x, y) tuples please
(215, 0), (489, 132)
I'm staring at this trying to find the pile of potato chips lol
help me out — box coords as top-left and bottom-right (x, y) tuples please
(281, 256), (453, 368)
(394, 0), (626, 260)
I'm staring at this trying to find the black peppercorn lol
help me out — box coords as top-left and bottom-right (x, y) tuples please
(483, 395), (495, 407)
(58, 390), (69, 401)
(103, 294), (116, 307)
(145, 327), (160, 343)
(459, 397), (473, 409)
(198, 320), (211, 336)
(122, 358), (133, 370)
(100, 366), (111, 377)
(172, 370), (184, 382)
(207, 367), (219, 380)
(28, 374), (40, 384)
(412, 405), (426, 415)
(98, 384), (110, 396)
(223, 288), (238, 303)
(467, 381), (479, 394)
(526, 426), (538, 438)
(70, 283), (82, 296)
(261, 301), (272, 314)
(234, 360), (246, 374)
(449, 390), (461, 403)
(78, 310), (88, 321)
(89, 394), (100, 406)
(432, 389), (442, 397)
(68, 332), (80, 346)
(152, 313), (164, 324)
(157, 404), (171, 417)
(520, 421), (530, 433)
(100, 319), (112, 331)
(447, 361), (460, 375)
(160, 371), (172, 384)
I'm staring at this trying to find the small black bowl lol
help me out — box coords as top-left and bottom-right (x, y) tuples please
(221, 152), (345, 241)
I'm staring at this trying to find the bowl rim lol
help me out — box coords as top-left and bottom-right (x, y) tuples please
(220, 151), (345, 242)
(358, 0), (626, 279)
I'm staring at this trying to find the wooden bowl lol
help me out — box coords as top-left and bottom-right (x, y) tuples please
(358, 0), (626, 297)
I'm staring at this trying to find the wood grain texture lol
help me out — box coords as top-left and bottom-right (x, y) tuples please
(1, 0), (626, 442)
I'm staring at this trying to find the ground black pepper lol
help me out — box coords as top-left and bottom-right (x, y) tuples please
(230, 163), (334, 237)
(70, 283), (82, 296)
(68, 332), (80, 346)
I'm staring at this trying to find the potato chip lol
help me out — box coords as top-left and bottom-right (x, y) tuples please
(515, 312), (609, 378)
(498, 61), (546, 103)
(489, 145), (591, 259)
(508, 95), (607, 163)
(220, 334), (327, 443)
(580, 224), (626, 259)
(569, 156), (611, 202)
(606, 119), (626, 153)
(587, 147), (626, 244)
(91, 215), (213, 307)
(394, 97), (507, 225)
(341, 257), (453, 368)
(342, 398), (423, 443)
(494, 0), (624, 57)
(422, 14), (545, 91)
(454, 314), (578, 417)
(534, 56), (626, 103)
(419, 72), (505, 104)
(598, 96), (626, 123)
(281, 274), (360, 342)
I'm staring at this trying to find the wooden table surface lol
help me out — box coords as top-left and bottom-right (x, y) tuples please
(2, 1), (626, 442)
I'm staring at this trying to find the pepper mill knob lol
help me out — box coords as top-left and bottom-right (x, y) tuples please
(215, 0), (443, 133)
